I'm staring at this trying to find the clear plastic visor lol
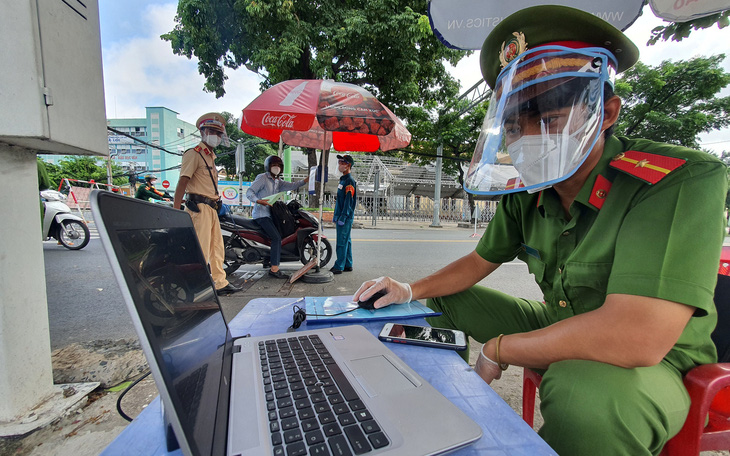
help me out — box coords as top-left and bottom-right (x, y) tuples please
(465, 47), (614, 195)
(202, 127), (231, 147)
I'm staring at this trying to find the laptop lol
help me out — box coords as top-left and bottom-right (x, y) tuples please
(91, 190), (482, 456)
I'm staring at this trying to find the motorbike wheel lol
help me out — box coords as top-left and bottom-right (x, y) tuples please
(57, 220), (90, 250)
(300, 235), (332, 267)
(222, 235), (242, 276)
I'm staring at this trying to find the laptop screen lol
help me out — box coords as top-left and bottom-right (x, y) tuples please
(94, 192), (230, 456)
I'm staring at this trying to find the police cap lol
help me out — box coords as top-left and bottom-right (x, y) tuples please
(480, 5), (640, 89)
(196, 112), (227, 133)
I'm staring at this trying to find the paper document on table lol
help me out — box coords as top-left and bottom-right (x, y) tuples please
(263, 192), (288, 204)
(305, 295), (440, 324)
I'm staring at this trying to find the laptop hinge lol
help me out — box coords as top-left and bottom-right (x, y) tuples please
(232, 344), (241, 353)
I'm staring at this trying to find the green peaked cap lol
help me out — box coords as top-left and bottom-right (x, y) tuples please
(480, 5), (640, 89)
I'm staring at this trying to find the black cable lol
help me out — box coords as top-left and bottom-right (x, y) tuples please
(288, 304), (359, 331)
(116, 370), (152, 422)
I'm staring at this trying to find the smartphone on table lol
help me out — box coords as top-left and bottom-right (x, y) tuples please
(379, 323), (467, 351)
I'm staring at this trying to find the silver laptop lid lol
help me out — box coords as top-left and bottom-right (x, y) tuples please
(91, 190), (231, 456)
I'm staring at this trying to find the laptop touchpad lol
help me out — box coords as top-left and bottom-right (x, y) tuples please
(348, 356), (418, 397)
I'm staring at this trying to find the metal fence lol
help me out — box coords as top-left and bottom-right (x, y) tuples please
(316, 194), (498, 223)
(231, 191), (498, 224)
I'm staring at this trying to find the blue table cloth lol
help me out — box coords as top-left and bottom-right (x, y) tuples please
(102, 297), (555, 455)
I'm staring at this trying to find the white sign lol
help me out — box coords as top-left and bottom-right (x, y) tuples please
(219, 180), (253, 206)
(108, 135), (135, 144)
(649, 0), (729, 22)
(427, 0), (645, 50)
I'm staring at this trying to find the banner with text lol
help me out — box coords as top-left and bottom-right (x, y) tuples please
(219, 180), (253, 206)
(649, 0), (728, 22)
(427, 0), (645, 50)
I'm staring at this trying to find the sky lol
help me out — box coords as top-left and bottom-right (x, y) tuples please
(98, 0), (730, 153)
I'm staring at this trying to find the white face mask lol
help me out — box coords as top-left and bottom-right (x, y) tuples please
(270, 166), (281, 176)
(204, 133), (222, 148)
(506, 131), (584, 191)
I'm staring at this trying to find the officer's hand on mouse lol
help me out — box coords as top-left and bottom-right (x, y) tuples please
(353, 276), (412, 309)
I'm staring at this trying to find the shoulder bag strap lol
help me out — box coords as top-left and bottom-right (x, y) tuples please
(196, 148), (219, 197)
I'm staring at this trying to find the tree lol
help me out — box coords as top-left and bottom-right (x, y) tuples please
(162, 0), (465, 106)
(402, 97), (488, 218)
(163, 0), (468, 205)
(648, 10), (729, 44)
(41, 159), (64, 190)
(613, 55), (730, 149)
(213, 111), (279, 180)
(42, 157), (129, 188)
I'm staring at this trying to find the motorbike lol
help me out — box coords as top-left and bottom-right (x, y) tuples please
(41, 189), (90, 250)
(218, 201), (332, 275)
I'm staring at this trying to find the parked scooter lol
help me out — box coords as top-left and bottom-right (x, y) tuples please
(41, 189), (90, 250)
(218, 201), (332, 275)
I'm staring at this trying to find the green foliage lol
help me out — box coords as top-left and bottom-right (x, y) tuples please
(398, 96), (489, 216)
(404, 99), (486, 182)
(614, 55), (730, 148)
(648, 10), (729, 44)
(214, 111), (302, 181)
(41, 157), (129, 188)
(162, 0), (466, 110)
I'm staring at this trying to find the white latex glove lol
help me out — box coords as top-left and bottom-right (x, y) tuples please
(474, 343), (502, 384)
(353, 276), (412, 309)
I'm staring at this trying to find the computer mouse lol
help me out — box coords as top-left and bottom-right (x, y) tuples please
(357, 290), (387, 310)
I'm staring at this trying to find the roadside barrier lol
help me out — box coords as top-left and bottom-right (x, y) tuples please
(57, 178), (122, 222)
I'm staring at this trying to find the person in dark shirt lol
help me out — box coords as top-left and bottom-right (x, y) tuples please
(330, 154), (357, 274)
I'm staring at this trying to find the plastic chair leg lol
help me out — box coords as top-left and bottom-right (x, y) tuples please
(522, 368), (542, 427)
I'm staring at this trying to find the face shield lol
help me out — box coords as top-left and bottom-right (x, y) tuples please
(465, 46), (616, 195)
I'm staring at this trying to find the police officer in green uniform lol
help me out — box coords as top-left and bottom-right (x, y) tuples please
(134, 175), (170, 202)
(330, 154), (357, 274)
(354, 6), (728, 455)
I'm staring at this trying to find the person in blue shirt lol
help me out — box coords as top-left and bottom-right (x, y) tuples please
(246, 155), (308, 278)
(330, 155), (357, 274)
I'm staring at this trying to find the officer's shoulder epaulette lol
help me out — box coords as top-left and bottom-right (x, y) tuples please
(505, 177), (525, 190)
(193, 145), (202, 152)
(609, 150), (686, 185)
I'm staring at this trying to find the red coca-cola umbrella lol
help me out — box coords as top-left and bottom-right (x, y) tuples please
(239, 79), (411, 152)
(238, 79), (411, 280)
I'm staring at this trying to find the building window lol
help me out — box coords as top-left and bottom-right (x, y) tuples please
(177, 127), (184, 138)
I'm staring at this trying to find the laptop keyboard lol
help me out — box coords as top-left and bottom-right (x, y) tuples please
(259, 335), (390, 456)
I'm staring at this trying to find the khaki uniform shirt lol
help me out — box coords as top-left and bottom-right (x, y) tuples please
(180, 142), (219, 199)
(476, 136), (728, 373)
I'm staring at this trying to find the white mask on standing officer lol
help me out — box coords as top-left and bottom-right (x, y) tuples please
(203, 133), (222, 148)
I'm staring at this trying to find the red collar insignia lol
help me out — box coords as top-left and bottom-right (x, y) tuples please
(609, 151), (686, 185)
(588, 174), (612, 210)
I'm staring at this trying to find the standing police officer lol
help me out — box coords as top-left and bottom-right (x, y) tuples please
(330, 154), (357, 274)
(355, 6), (727, 455)
(174, 112), (241, 296)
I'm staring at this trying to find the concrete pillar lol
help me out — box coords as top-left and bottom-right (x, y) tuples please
(0, 145), (55, 421)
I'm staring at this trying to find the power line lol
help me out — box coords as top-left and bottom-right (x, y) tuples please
(107, 126), (184, 156)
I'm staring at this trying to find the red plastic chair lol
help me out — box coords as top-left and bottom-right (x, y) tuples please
(522, 250), (730, 455)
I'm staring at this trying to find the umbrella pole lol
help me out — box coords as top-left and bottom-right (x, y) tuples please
(315, 147), (326, 272)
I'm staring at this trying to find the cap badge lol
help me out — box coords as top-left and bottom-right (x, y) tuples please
(499, 32), (528, 69)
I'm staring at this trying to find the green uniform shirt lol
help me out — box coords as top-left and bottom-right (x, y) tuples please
(135, 184), (167, 201)
(476, 136), (727, 373)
